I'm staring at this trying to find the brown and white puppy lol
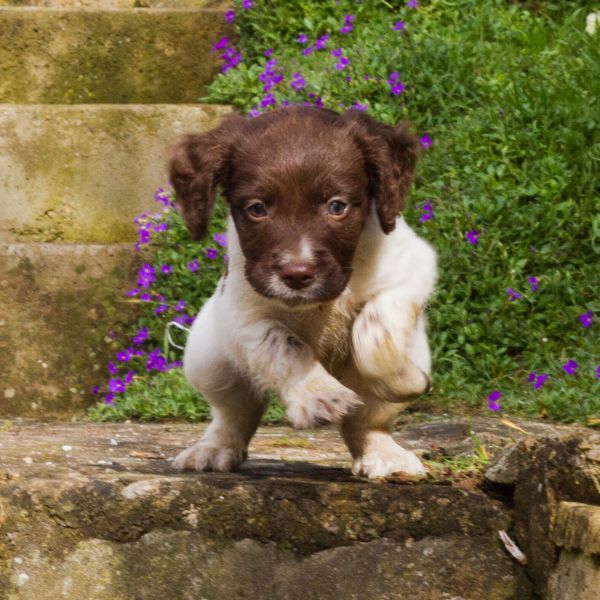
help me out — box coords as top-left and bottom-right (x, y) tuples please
(169, 106), (437, 478)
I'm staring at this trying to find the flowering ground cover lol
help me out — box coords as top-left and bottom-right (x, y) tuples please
(90, 0), (599, 425)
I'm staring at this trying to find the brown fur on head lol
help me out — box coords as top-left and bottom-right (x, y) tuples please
(168, 106), (419, 305)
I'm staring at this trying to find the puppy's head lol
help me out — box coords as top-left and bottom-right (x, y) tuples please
(169, 106), (418, 305)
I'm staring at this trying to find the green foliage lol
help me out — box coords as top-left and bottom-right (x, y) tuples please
(91, 0), (599, 425)
(207, 0), (600, 422)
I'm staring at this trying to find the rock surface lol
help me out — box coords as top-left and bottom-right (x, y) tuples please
(0, 417), (535, 599)
(1, 416), (598, 599)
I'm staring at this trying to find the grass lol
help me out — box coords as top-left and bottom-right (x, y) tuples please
(90, 0), (599, 425)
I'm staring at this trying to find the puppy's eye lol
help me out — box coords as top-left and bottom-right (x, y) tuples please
(247, 201), (268, 219)
(327, 199), (349, 217)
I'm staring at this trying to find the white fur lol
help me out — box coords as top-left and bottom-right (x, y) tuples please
(174, 210), (437, 478)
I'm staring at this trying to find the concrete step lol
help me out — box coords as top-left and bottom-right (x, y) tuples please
(0, 103), (230, 243)
(0, 242), (139, 417)
(0, 7), (230, 103)
(1, 1), (226, 6)
(0, 419), (525, 599)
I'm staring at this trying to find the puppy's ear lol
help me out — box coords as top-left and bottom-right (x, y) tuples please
(343, 111), (419, 234)
(168, 113), (244, 240)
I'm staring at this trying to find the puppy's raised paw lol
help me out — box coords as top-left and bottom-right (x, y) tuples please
(172, 442), (247, 473)
(284, 373), (362, 429)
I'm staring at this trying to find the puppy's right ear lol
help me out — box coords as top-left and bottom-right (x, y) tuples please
(168, 113), (244, 240)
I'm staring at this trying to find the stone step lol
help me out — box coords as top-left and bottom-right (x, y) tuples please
(0, 103), (230, 243)
(0, 420), (523, 599)
(0, 7), (230, 104)
(1, 1), (226, 6)
(0, 242), (139, 417)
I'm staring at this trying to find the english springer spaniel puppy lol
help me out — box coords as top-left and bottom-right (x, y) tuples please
(168, 105), (437, 479)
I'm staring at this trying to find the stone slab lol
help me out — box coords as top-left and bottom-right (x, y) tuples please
(0, 104), (231, 242)
(0, 242), (139, 417)
(0, 420), (519, 599)
(1, 0), (226, 6)
(553, 501), (600, 556)
(0, 7), (230, 103)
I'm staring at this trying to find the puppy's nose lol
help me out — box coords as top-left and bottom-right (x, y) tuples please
(279, 262), (316, 289)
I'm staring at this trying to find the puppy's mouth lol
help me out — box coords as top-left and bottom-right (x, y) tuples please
(245, 269), (350, 307)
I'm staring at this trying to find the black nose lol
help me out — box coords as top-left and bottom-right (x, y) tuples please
(279, 262), (316, 289)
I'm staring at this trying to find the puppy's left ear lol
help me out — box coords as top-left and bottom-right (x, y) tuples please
(343, 111), (419, 234)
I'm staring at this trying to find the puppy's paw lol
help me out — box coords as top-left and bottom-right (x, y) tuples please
(352, 435), (426, 479)
(285, 374), (362, 429)
(172, 442), (247, 473)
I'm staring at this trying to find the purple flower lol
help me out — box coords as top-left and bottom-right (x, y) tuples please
(213, 232), (227, 247)
(260, 93), (277, 108)
(466, 230), (479, 245)
(206, 247), (218, 260)
(137, 263), (156, 288)
(138, 229), (151, 244)
(420, 202), (434, 222)
(104, 393), (115, 405)
(116, 348), (134, 362)
(140, 292), (152, 301)
(108, 378), (126, 394)
(487, 390), (502, 411)
(153, 222), (168, 232)
(92, 385), (100, 394)
(146, 348), (168, 372)
(108, 361), (118, 375)
(188, 259), (200, 272)
(507, 288), (523, 301)
(264, 48), (274, 58)
(291, 72), (306, 92)
(596, 366), (600, 379)
(340, 16), (354, 35)
(125, 370), (135, 384)
(248, 106), (261, 117)
(211, 37), (230, 52)
(297, 33), (308, 44)
(314, 34), (330, 50)
(407, 0), (418, 7)
(170, 360), (183, 369)
(393, 21), (406, 31)
(133, 327), (150, 345)
(529, 372), (550, 389)
(387, 72), (405, 95)
(419, 134), (433, 149)
(303, 46), (315, 56)
(175, 300), (187, 312)
(352, 102), (368, 111)
(154, 303), (168, 316)
(528, 276), (539, 292)
(390, 82), (405, 95)
(579, 310), (593, 328)
(125, 288), (139, 297)
(225, 9), (235, 23)
(154, 187), (172, 207)
(242, 0), (252, 9)
(562, 360), (578, 375)
(335, 56), (350, 70)
(161, 264), (173, 275)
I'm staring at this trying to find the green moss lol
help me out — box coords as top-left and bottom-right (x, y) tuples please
(0, 10), (230, 103)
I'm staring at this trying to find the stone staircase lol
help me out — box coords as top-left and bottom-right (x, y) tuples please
(0, 0), (231, 417)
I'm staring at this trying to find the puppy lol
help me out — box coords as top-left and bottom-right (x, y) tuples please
(168, 106), (437, 479)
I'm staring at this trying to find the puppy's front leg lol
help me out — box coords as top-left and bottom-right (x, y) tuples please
(352, 291), (431, 401)
(239, 322), (362, 428)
